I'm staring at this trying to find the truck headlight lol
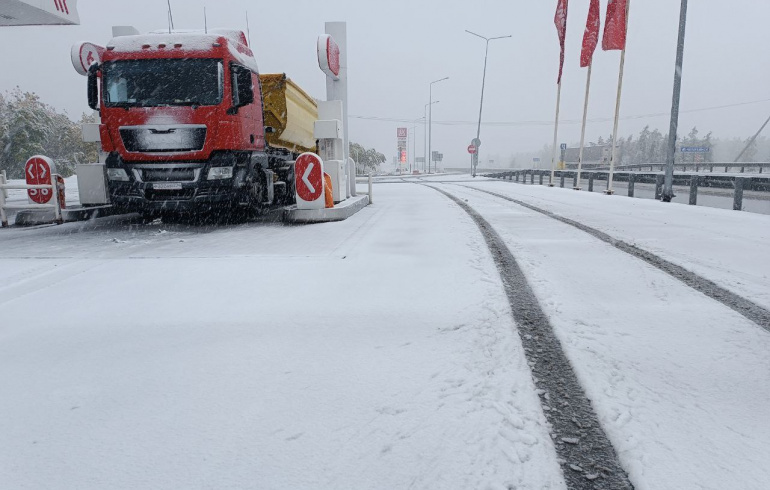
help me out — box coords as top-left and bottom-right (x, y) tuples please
(107, 168), (130, 181)
(207, 166), (234, 180)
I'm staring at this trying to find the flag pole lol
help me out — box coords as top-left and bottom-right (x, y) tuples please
(550, 81), (562, 187)
(576, 63), (592, 190)
(606, 0), (630, 195)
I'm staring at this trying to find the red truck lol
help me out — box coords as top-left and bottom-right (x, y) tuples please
(86, 29), (318, 218)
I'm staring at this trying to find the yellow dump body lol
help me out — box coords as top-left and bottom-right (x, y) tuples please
(260, 74), (318, 154)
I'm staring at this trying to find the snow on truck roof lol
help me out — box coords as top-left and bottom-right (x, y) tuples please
(106, 29), (259, 73)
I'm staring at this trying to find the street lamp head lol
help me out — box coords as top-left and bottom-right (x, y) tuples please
(466, 30), (512, 42)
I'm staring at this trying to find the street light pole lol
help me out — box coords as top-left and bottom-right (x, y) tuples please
(663, 0), (688, 202)
(428, 77), (448, 174)
(466, 30), (511, 177)
(424, 101), (438, 173)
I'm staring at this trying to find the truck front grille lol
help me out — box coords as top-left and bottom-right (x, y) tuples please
(120, 125), (207, 153)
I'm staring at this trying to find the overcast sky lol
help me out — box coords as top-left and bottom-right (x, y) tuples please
(1, 0), (768, 166)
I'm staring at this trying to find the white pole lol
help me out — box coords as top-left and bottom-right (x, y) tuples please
(52, 175), (63, 224)
(0, 171), (8, 227)
(606, 0), (631, 195)
(576, 63), (593, 190)
(549, 81), (563, 186)
(368, 172), (373, 204)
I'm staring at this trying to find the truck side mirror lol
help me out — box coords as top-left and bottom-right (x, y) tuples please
(87, 62), (100, 111)
(230, 65), (254, 113)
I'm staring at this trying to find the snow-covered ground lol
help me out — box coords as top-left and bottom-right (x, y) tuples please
(0, 183), (564, 489)
(1, 175), (768, 489)
(426, 179), (770, 490)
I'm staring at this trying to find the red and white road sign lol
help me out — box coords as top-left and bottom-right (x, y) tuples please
(25, 156), (55, 204)
(71, 42), (105, 76)
(295, 153), (324, 203)
(467, 145), (477, 154)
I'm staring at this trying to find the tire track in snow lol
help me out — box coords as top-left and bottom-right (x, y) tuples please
(426, 184), (634, 490)
(456, 184), (770, 333)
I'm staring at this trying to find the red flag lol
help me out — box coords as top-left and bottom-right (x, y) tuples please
(554, 0), (568, 84)
(581, 0), (600, 67)
(602, 0), (628, 51)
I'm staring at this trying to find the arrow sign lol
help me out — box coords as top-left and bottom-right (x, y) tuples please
(25, 156), (55, 204)
(295, 153), (324, 203)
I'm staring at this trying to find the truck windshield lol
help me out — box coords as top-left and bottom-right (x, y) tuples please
(102, 59), (224, 108)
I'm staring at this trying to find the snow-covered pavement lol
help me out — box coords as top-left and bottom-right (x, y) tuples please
(0, 184), (563, 489)
(427, 179), (770, 490)
(1, 175), (769, 489)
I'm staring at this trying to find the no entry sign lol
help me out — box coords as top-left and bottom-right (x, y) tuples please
(467, 145), (477, 154)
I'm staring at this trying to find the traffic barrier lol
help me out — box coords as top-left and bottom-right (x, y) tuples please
(0, 172), (63, 227)
(482, 168), (770, 212)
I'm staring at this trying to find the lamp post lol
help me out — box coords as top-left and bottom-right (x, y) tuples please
(662, 0), (688, 202)
(428, 77), (448, 174)
(424, 101), (439, 173)
(466, 30), (511, 177)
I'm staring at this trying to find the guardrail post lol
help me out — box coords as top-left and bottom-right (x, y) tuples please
(689, 175), (699, 205)
(538, 172), (543, 185)
(733, 177), (745, 211)
(740, 166), (745, 173)
(1, 170), (7, 199)
(588, 173), (594, 192)
(559, 173), (565, 188)
(655, 175), (664, 200)
(572, 172), (578, 189)
(628, 173), (636, 197)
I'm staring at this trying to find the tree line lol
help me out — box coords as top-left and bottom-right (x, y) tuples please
(0, 89), (98, 179)
(501, 125), (768, 169)
(349, 142), (385, 174)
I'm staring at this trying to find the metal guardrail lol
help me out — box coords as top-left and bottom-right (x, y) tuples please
(483, 169), (770, 211)
(0, 171), (64, 227)
(570, 162), (770, 173)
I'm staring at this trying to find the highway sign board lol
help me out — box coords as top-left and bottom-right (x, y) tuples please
(560, 143), (567, 150)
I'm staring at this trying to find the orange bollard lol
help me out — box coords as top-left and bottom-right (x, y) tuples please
(323, 173), (334, 208)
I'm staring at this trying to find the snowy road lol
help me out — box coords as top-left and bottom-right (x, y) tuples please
(1, 175), (769, 489)
(0, 183), (563, 489)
